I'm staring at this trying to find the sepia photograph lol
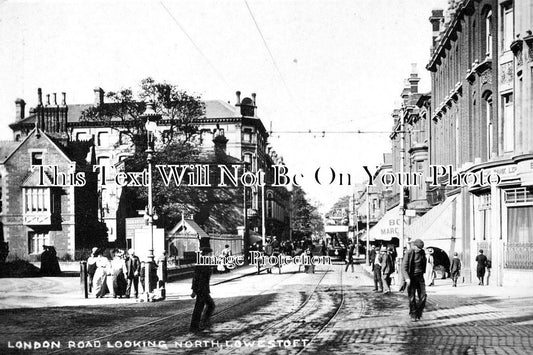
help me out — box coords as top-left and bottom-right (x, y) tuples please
(0, 0), (532, 354)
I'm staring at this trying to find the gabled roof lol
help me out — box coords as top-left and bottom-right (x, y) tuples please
(3, 129), (73, 165)
(0, 141), (22, 163)
(168, 218), (210, 239)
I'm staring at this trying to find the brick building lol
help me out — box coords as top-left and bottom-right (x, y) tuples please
(9, 88), (291, 247)
(1, 89), (105, 260)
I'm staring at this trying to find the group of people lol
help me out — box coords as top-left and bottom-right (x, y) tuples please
(86, 247), (147, 299)
(368, 244), (397, 294)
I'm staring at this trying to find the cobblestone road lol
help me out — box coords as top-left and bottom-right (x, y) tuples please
(1, 264), (533, 354)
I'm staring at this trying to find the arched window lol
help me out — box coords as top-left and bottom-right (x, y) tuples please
(485, 9), (493, 58)
(482, 91), (493, 160)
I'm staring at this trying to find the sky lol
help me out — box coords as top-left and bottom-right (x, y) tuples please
(0, 0), (446, 213)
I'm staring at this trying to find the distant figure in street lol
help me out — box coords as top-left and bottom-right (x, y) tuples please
(221, 244), (232, 273)
(485, 258), (492, 286)
(320, 240), (327, 256)
(345, 242), (356, 273)
(87, 247), (99, 293)
(450, 252), (461, 287)
(369, 246), (377, 267)
(190, 247), (215, 332)
(108, 249), (127, 298)
(382, 246), (395, 294)
(94, 253), (110, 298)
(372, 246), (384, 292)
(40, 245), (61, 276)
(475, 250), (488, 285)
(426, 248), (436, 286)
(398, 247), (408, 292)
(403, 239), (427, 321)
(125, 249), (141, 299)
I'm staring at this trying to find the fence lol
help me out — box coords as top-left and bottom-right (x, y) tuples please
(504, 243), (533, 269)
(167, 234), (243, 260)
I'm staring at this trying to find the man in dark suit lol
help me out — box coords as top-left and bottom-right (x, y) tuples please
(190, 247), (215, 332)
(369, 246), (377, 267)
(402, 239), (427, 321)
(475, 249), (488, 285)
(125, 249), (141, 299)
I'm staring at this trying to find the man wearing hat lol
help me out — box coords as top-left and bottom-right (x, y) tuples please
(190, 247), (215, 332)
(125, 249), (141, 298)
(372, 246), (386, 292)
(402, 239), (427, 320)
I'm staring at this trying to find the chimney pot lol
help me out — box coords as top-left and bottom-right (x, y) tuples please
(61, 92), (66, 106)
(236, 91), (241, 105)
(53, 93), (57, 106)
(46, 94), (50, 106)
(15, 98), (26, 121)
(251, 93), (256, 106)
(37, 88), (43, 105)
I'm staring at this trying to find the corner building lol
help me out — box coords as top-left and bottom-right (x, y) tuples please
(426, 0), (533, 286)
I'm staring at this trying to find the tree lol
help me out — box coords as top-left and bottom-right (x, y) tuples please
(292, 186), (324, 239)
(81, 77), (205, 150)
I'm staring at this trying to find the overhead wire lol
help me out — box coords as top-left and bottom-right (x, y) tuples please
(159, 1), (232, 91)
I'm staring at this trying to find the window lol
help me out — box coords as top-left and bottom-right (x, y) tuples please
(486, 10), (493, 57)
(505, 188), (533, 204)
(508, 206), (533, 243)
(242, 128), (253, 143)
(502, 93), (514, 152)
(502, 2), (514, 51)
(243, 153), (254, 170)
(31, 152), (43, 166)
(267, 192), (273, 219)
(76, 132), (90, 141)
(28, 232), (49, 254)
(483, 92), (493, 160)
(97, 131), (109, 147)
(24, 188), (50, 213)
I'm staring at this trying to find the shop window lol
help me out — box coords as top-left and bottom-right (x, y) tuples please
(28, 232), (49, 254)
(507, 206), (533, 243)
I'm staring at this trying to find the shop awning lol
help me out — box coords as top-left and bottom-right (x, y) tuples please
(325, 225), (349, 233)
(363, 206), (405, 242)
(405, 195), (458, 250)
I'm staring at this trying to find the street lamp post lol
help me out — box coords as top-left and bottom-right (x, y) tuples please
(141, 102), (160, 301)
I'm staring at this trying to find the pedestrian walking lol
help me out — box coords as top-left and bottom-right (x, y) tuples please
(485, 258), (492, 286)
(402, 239), (427, 321)
(475, 250), (488, 285)
(372, 246), (385, 292)
(93, 253), (110, 298)
(190, 247), (215, 332)
(87, 247), (98, 293)
(108, 249), (127, 298)
(450, 252), (461, 287)
(369, 245), (377, 267)
(125, 249), (141, 298)
(382, 246), (395, 294)
(426, 248), (436, 286)
(345, 242), (356, 273)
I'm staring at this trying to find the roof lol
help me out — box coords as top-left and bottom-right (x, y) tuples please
(363, 206), (406, 242)
(204, 100), (241, 118)
(168, 218), (210, 239)
(0, 141), (22, 163)
(10, 104), (93, 126)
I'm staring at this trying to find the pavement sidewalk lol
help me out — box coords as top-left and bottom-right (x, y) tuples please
(0, 264), (262, 309)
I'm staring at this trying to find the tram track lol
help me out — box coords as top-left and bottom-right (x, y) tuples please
(45, 268), (301, 354)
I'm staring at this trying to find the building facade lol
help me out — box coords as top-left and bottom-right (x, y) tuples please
(9, 88), (291, 248)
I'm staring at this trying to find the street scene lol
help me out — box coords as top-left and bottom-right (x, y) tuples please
(1, 0), (533, 354)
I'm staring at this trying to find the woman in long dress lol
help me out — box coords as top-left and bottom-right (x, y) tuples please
(93, 254), (110, 298)
(108, 249), (127, 298)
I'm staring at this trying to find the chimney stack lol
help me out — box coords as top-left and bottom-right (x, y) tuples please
(408, 63), (420, 94)
(235, 91), (241, 105)
(429, 9), (445, 50)
(37, 88), (43, 106)
(61, 92), (66, 106)
(94, 87), (104, 106)
(15, 98), (26, 121)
